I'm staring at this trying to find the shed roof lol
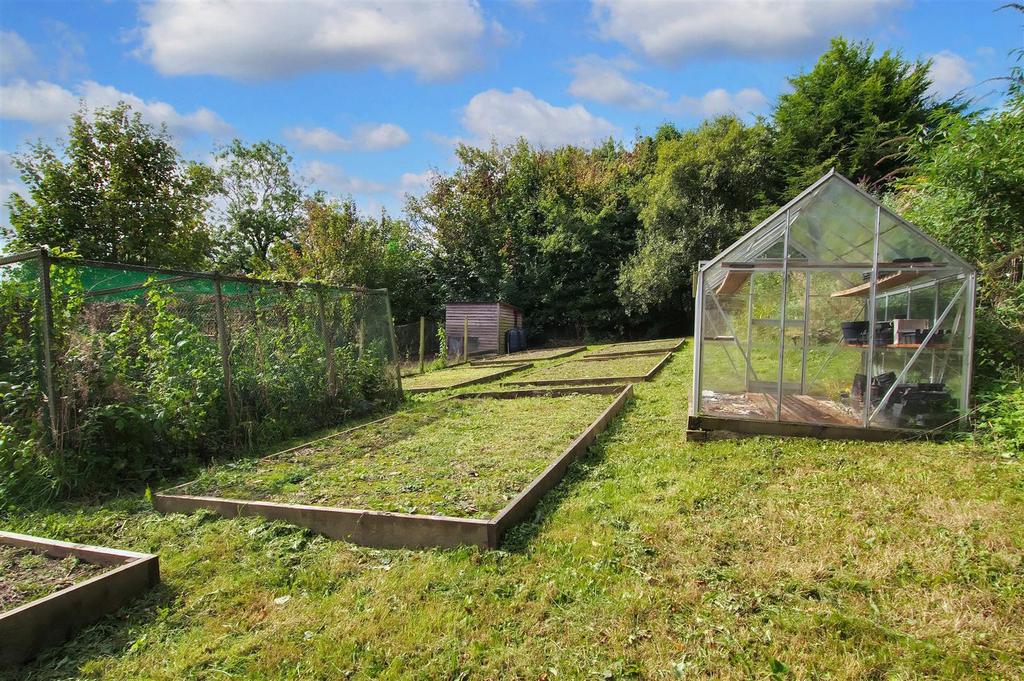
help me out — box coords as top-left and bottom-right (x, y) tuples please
(447, 301), (523, 314)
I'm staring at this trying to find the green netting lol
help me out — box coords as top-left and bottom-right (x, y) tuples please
(0, 253), (401, 494)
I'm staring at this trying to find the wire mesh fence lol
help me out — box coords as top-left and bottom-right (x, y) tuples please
(394, 317), (443, 375)
(0, 249), (402, 499)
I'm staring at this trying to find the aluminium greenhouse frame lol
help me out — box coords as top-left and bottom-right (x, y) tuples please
(689, 170), (976, 441)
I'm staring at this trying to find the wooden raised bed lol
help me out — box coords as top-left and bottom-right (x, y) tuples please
(154, 385), (633, 550)
(582, 338), (685, 360)
(404, 363), (532, 394)
(505, 351), (673, 387)
(0, 532), (160, 666)
(470, 346), (586, 366)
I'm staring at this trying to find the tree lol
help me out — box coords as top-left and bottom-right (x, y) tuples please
(4, 103), (217, 267)
(618, 116), (774, 316)
(890, 93), (1024, 374)
(772, 37), (946, 195)
(214, 139), (304, 273)
(272, 195), (437, 320)
(407, 138), (649, 339)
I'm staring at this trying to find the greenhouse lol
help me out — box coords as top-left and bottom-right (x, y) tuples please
(690, 170), (976, 439)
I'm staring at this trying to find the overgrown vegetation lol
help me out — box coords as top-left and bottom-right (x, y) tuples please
(3, 345), (1021, 679)
(0, 260), (401, 507)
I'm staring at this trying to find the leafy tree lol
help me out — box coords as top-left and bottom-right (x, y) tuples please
(772, 37), (945, 195)
(891, 98), (1024, 375)
(273, 195), (437, 320)
(407, 138), (649, 338)
(214, 139), (304, 273)
(618, 116), (774, 316)
(4, 103), (217, 267)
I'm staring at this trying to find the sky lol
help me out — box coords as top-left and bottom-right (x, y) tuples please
(0, 0), (1020, 225)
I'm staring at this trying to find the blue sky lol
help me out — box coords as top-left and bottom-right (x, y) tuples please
(0, 1), (1020, 222)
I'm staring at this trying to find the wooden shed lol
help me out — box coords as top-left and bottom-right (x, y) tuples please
(446, 302), (523, 357)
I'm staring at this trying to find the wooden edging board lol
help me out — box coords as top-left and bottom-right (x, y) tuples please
(404, 362), (532, 394)
(153, 385), (633, 551)
(504, 351), (673, 387)
(687, 415), (922, 443)
(470, 346), (586, 367)
(0, 531), (160, 666)
(491, 384), (633, 539)
(582, 338), (685, 360)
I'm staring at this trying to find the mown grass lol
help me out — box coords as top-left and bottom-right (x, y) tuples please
(587, 338), (683, 356)
(179, 395), (612, 519)
(476, 346), (584, 362)
(400, 363), (526, 390)
(2, 342), (1022, 679)
(517, 353), (667, 381)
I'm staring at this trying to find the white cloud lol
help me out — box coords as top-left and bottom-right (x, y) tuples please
(670, 87), (769, 117)
(399, 169), (438, 193)
(568, 55), (667, 110)
(285, 123), (410, 152)
(139, 0), (487, 81)
(302, 160), (389, 195)
(0, 149), (28, 231)
(352, 123), (410, 151)
(301, 160), (432, 208)
(592, 0), (901, 63)
(284, 126), (351, 152)
(927, 50), (973, 99)
(0, 80), (78, 126)
(0, 79), (232, 138)
(462, 87), (618, 148)
(0, 31), (35, 78)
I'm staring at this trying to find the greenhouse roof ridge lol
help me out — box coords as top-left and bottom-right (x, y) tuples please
(698, 170), (974, 273)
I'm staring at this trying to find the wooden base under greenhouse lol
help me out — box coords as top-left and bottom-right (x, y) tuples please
(0, 532), (160, 666)
(686, 414), (921, 443)
(154, 385), (633, 550)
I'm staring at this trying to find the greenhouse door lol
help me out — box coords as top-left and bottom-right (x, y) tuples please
(742, 270), (788, 403)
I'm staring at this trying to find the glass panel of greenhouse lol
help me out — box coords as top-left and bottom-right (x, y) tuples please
(691, 171), (976, 435)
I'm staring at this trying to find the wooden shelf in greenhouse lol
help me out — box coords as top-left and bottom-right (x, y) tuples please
(842, 342), (952, 351)
(716, 270), (751, 296)
(831, 270), (924, 298)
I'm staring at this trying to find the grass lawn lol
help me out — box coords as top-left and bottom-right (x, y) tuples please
(2, 344), (1023, 679)
(401, 363), (525, 390)
(177, 395), (613, 519)
(476, 346), (584, 363)
(587, 338), (683, 356)
(517, 353), (667, 382)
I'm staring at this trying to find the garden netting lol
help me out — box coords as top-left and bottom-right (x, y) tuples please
(0, 252), (402, 501)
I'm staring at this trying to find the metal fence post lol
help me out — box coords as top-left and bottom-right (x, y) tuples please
(463, 317), (469, 364)
(418, 316), (426, 374)
(316, 289), (338, 396)
(36, 249), (61, 450)
(213, 276), (237, 431)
